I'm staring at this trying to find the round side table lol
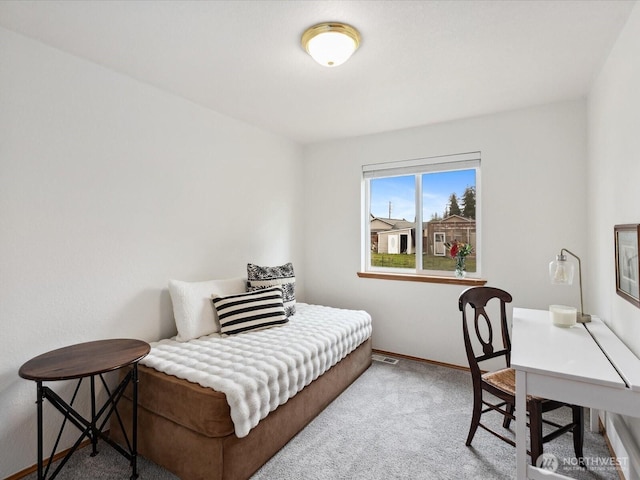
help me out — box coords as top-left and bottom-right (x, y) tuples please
(19, 339), (150, 480)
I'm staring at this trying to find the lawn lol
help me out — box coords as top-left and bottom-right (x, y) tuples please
(371, 253), (476, 272)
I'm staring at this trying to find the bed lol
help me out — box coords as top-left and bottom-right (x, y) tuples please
(110, 298), (372, 480)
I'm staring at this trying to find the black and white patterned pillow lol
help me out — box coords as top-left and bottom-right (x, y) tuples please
(212, 286), (288, 336)
(247, 262), (296, 316)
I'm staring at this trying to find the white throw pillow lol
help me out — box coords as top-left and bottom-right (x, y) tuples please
(169, 277), (246, 342)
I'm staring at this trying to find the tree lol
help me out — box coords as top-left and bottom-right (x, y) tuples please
(461, 186), (476, 219)
(448, 193), (461, 216)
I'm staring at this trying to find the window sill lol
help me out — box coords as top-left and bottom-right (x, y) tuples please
(356, 271), (487, 286)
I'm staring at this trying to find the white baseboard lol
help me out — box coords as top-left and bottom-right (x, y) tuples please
(604, 412), (640, 480)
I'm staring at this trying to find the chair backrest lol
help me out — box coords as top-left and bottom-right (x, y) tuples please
(458, 286), (513, 377)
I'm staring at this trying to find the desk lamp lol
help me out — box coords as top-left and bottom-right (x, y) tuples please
(549, 248), (591, 323)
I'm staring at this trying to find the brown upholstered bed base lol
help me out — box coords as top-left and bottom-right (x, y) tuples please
(111, 337), (372, 480)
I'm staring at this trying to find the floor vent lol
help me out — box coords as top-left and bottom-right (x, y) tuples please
(372, 354), (399, 365)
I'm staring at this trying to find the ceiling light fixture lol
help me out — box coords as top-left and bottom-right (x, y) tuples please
(301, 22), (361, 67)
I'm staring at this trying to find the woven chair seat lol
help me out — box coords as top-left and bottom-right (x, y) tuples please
(483, 368), (516, 395)
(482, 367), (545, 401)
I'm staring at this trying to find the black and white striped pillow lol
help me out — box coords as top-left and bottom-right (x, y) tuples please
(212, 286), (288, 336)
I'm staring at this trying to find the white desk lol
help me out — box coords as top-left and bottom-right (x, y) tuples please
(511, 308), (640, 479)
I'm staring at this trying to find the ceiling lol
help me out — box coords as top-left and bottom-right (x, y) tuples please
(0, 1), (635, 145)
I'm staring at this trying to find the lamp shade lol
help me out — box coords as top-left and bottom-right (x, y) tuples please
(301, 23), (361, 67)
(549, 254), (574, 285)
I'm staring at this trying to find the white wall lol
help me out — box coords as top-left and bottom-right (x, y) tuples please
(302, 100), (588, 367)
(588, 4), (640, 477)
(0, 28), (303, 478)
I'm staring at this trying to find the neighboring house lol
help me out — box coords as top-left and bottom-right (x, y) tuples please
(370, 215), (416, 254)
(424, 215), (476, 257)
(371, 214), (475, 257)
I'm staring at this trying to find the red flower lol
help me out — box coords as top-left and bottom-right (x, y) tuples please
(449, 243), (459, 258)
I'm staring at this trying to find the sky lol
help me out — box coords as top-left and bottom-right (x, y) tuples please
(370, 169), (475, 221)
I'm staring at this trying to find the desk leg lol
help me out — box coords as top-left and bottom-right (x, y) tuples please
(590, 408), (600, 432)
(131, 363), (139, 480)
(515, 370), (528, 479)
(36, 381), (43, 480)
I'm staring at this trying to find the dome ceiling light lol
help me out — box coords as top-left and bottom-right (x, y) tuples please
(301, 22), (361, 67)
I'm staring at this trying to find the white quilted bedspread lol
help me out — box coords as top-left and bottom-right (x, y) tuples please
(141, 303), (372, 438)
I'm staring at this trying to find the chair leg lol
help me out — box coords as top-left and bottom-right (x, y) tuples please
(572, 405), (585, 465)
(529, 400), (543, 466)
(466, 391), (483, 446)
(503, 402), (514, 429)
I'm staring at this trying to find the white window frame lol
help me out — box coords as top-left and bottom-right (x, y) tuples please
(362, 152), (481, 278)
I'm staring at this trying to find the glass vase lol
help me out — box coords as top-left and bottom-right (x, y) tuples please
(455, 256), (466, 279)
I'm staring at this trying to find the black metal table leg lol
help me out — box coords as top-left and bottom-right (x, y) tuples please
(131, 363), (139, 480)
(90, 375), (98, 456)
(36, 381), (43, 480)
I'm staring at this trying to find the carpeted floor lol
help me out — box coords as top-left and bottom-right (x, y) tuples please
(23, 356), (621, 479)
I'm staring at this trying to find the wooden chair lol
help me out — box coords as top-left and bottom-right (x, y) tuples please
(458, 286), (584, 466)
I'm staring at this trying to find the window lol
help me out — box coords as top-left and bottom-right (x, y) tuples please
(362, 152), (480, 278)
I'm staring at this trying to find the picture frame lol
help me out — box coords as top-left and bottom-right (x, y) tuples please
(614, 224), (640, 308)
